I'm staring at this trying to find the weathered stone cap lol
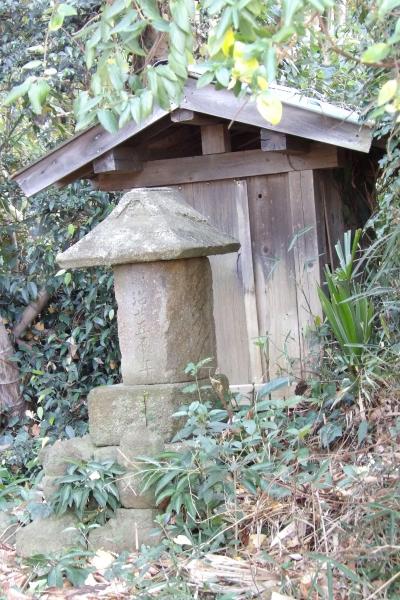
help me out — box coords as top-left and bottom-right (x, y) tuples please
(57, 187), (240, 268)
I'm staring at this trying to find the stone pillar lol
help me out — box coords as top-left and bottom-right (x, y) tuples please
(113, 257), (215, 385)
(47, 187), (239, 553)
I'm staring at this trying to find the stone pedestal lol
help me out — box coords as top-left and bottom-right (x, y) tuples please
(16, 187), (239, 557)
(87, 380), (211, 445)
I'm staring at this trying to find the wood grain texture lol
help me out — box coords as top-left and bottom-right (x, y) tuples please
(313, 169), (345, 270)
(288, 170), (322, 372)
(260, 130), (310, 154)
(171, 109), (219, 126)
(201, 124), (231, 154)
(181, 79), (372, 153)
(95, 145), (339, 191)
(247, 174), (301, 378)
(178, 180), (253, 384)
(12, 78), (371, 197)
(12, 109), (171, 196)
(93, 147), (143, 174)
(235, 180), (264, 383)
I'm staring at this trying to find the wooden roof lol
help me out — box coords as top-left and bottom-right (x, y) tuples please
(11, 77), (373, 197)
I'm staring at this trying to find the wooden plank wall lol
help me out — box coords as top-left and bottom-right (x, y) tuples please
(175, 171), (327, 384)
(313, 169), (345, 271)
(177, 180), (260, 385)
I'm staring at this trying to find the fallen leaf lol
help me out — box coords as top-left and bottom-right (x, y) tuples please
(173, 534), (192, 546)
(90, 549), (115, 571)
(247, 533), (267, 552)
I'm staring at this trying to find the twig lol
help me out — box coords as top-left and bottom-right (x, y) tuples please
(365, 570), (400, 599)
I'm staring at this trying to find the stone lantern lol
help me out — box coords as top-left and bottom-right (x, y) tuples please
(16, 187), (239, 556)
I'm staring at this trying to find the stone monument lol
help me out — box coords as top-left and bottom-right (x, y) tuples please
(16, 187), (239, 556)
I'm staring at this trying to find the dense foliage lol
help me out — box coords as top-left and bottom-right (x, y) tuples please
(0, 1), (121, 449)
(0, 1), (399, 598)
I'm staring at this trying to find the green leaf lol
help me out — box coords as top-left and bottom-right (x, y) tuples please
(140, 90), (153, 118)
(197, 70), (215, 88)
(104, 0), (130, 21)
(22, 60), (43, 70)
(357, 420), (368, 445)
(130, 97), (142, 123)
(97, 109), (118, 133)
(28, 80), (50, 114)
(215, 66), (230, 87)
(58, 4), (78, 18)
(49, 12), (64, 31)
(64, 272), (72, 286)
(47, 565), (64, 588)
(108, 63), (125, 91)
(171, 0), (191, 33)
(4, 78), (32, 106)
(140, 0), (162, 21)
(361, 43), (390, 64)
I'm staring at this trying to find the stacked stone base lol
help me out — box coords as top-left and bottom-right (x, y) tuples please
(16, 380), (206, 557)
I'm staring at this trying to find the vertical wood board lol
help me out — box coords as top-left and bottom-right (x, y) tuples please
(313, 169), (345, 270)
(288, 170), (322, 371)
(235, 180), (264, 383)
(177, 180), (257, 384)
(246, 174), (301, 377)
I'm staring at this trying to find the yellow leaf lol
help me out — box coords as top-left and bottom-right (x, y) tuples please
(257, 76), (268, 91)
(256, 93), (282, 125)
(378, 79), (398, 106)
(35, 322), (45, 331)
(222, 28), (235, 57)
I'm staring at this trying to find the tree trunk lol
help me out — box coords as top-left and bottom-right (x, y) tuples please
(13, 288), (50, 339)
(0, 317), (24, 418)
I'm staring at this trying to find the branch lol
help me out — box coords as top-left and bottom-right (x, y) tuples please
(319, 16), (398, 69)
(13, 288), (50, 339)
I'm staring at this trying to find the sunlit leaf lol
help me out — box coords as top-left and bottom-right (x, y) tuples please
(377, 79), (398, 106)
(361, 43), (390, 63)
(28, 80), (50, 114)
(256, 93), (283, 125)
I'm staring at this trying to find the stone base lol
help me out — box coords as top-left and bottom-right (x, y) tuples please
(88, 380), (211, 446)
(88, 508), (160, 553)
(15, 514), (81, 558)
(37, 424), (165, 516)
(39, 435), (95, 476)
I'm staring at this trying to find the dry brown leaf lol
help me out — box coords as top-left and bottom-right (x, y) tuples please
(247, 533), (267, 552)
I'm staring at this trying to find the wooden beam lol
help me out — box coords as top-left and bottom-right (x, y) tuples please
(180, 78), (372, 153)
(201, 124), (231, 154)
(56, 164), (94, 188)
(260, 130), (310, 154)
(170, 108), (220, 126)
(95, 143), (339, 191)
(93, 147), (143, 174)
(11, 108), (171, 197)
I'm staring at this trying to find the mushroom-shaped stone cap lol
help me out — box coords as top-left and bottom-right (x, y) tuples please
(57, 187), (240, 268)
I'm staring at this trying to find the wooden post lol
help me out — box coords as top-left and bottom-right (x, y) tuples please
(201, 124), (231, 154)
(235, 180), (264, 383)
